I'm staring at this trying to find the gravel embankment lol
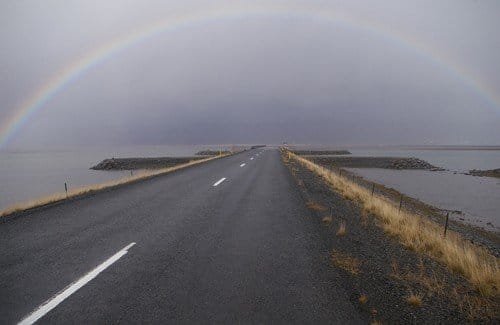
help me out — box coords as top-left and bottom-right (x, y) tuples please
(291, 150), (351, 155)
(310, 156), (444, 170)
(283, 155), (499, 323)
(468, 168), (500, 179)
(195, 150), (231, 156)
(91, 157), (203, 170)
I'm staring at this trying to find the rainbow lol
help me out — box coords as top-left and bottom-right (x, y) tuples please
(1, 4), (498, 149)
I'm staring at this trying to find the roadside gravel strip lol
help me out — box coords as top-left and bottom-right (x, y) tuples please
(282, 151), (499, 323)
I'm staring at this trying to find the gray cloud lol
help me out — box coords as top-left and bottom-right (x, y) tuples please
(1, 0), (499, 148)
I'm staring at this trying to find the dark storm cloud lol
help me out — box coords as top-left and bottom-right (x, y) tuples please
(1, 0), (499, 148)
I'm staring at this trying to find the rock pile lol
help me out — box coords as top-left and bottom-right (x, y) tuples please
(312, 156), (443, 170)
(91, 157), (201, 170)
(293, 150), (351, 156)
(390, 158), (444, 170)
(195, 150), (231, 156)
(468, 168), (500, 179)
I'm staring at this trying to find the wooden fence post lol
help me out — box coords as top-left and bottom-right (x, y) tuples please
(444, 212), (450, 237)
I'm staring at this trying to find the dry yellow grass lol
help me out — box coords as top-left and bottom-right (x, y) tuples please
(0, 155), (223, 218)
(331, 249), (361, 275)
(406, 292), (423, 307)
(359, 294), (368, 305)
(306, 201), (327, 212)
(322, 216), (333, 224)
(391, 261), (446, 296)
(286, 151), (500, 297)
(337, 221), (347, 236)
(360, 213), (369, 227)
(391, 260), (498, 320)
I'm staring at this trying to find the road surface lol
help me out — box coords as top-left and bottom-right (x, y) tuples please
(1, 148), (365, 324)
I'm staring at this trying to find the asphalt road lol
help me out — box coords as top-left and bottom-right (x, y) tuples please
(1, 148), (365, 324)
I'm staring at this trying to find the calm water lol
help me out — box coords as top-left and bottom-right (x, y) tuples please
(346, 149), (500, 231)
(0, 145), (230, 211)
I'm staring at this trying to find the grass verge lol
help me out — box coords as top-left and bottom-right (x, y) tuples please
(285, 150), (499, 297)
(322, 216), (333, 224)
(331, 249), (361, 275)
(0, 155), (224, 218)
(406, 292), (423, 307)
(306, 200), (327, 212)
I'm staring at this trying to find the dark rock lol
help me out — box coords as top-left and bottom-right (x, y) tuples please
(91, 157), (203, 170)
(292, 150), (351, 156)
(469, 168), (500, 179)
(195, 150), (231, 156)
(311, 156), (443, 171)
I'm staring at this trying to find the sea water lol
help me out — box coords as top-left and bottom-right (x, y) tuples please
(346, 148), (500, 231)
(0, 145), (229, 211)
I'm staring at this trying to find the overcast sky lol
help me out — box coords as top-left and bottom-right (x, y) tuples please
(1, 0), (499, 148)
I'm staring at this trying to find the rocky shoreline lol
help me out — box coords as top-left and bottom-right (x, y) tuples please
(195, 150), (231, 156)
(468, 168), (500, 179)
(310, 156), (444, 170)
(291, 150), (351, 155)
(336, 164), (499, 251)
(91, 157), (203, 170)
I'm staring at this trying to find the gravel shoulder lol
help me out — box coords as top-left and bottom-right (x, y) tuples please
(283, 154), (499, 323)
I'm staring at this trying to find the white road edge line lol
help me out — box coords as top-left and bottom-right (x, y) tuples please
(213, 177), (226, 187)
(250, 157), (254, 160)
(18, 242), (136, 325)
(240, 163), (246, 167)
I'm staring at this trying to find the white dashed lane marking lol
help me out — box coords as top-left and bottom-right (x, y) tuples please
(213, 178), (226, 187)
(18, 242), (137, 325)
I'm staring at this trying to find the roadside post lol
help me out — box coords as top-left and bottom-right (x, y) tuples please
(64, 182), (68, 197)
(398, 195), (403, 213)
(371, 183), (375, 197)
(444, 212), (450, 237)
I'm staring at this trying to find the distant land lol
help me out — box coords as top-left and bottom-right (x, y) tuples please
(400, 145), (500, 151)
(286, 144), (500, 151)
